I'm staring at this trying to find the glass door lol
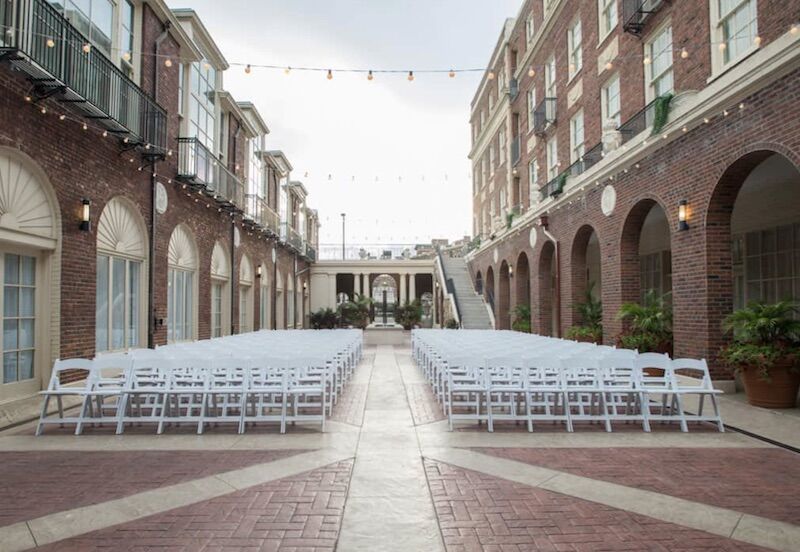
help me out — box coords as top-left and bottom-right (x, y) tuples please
(1, 251), (38, 396)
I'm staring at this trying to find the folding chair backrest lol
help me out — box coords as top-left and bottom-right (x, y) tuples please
(635, 352), (672, 388)
(90, 355), (133, 385)
(671, 358), (713, 390)
(48, 358), (93, 391)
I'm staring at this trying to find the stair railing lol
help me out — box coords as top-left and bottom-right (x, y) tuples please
(435, 252), (461, 328)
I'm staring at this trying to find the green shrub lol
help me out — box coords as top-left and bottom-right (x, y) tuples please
(511, 304), (532, 333)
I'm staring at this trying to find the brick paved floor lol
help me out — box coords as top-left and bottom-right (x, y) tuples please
(0, 449), (306, 528)
(36, 459), (353, 552)
(425, 459), (769, 552)
(471, 447), (800, 526)
(330, 384), (368, 426)
(407, 383), (446, 425)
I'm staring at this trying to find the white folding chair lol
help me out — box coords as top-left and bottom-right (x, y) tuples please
(75, 355), (133, 435)
(36, 359), (93, 436)
(563, 355), (611, 432)
(636, 353), (688, 432)
(671, 358), (725, 432)
(524, 357), (573, 432)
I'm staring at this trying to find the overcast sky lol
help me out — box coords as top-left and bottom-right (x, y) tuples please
(167, 0), (522, 257)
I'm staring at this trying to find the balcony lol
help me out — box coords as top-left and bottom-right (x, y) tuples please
(177, 138), (244, 207)
(304, 245), (317, 263)
(244, 194), (281, 236)
(539, 142), (602, 200)
(0, 0), (167, 152)
(618, 98), (657, 145)
(280, 222), (304, 252)
(622, 0), (665, 36)
(533, 97), (557, 135)
(511, 136), (521, 166)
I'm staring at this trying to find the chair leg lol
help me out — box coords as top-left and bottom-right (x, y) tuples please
(197, 393), (208, 435)
(74, 396), (90, 436)
(115, 393), (129, 435)
(562, 393), (574, 433)
(710, 394), (724, 432)
(36, 395), (51, 436)
(639, 393), (652, 432)
(57, 396), (64, 428)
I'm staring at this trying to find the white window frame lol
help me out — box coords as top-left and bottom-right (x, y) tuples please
(96, 254), (143, 353)
(239, 284), (252, 333)
(598, 0), (618, 45)
(545, 56), (556, 98)
(570, 110), (585, 164)
(2, 252), (37, 386)
(528, 159), (539, 205)
(527, 88), (537, 132)
(498, 129), (506, 164)
(546, 136), (559, 181)
(645, 22), (674, 102)
(601, 73), (621, 127)
(710, 0), (758, 76)
(526, 13), (535, 44)
(167, 268), (196, 344)
(568, 19), (583, 80)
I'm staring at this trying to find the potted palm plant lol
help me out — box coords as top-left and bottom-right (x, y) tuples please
(720, 301), (800, 408)
(511, 304), (532, 333)
(566, 283), (603, 343)
(616, 290), (673, 355)
(396, 300), (423, 330)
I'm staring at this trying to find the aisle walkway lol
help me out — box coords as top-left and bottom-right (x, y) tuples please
(1, 343), (799, 551)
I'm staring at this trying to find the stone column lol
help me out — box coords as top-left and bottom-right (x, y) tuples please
(354, 272), (362, 297)
(363, 273), (371, 299)
(399, 273), (407, 305)
(329, 274), (337, 308)
(409, 273), (416, 303)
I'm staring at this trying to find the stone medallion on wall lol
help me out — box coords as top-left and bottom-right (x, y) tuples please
(529, 226), (538, 249)
(601, 185), (617, 217)
(493, 248), (499, 264)
(155, 182), (168, 215)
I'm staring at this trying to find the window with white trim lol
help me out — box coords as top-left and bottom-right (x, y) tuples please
(526, 13), (535, 44)
(498, 129), (506, 163)
(545, 56), (556, 97)
(602, 74), (621, 127)
(598, 0), (618, 41)
(211, 282), (223, 337)
(96, 256), (141, 352)
(527, 88), (536, 131)
(528, 159), (539, 204)
(168, 269), (194, 343)
(3, 254), (36, 384)
(490, 143), (496, 173)
(570, 110), (585, 163)
(714, 0), (758, 67)
(546, 136), (559, 181)
(53, 0), (114, 55)
(568, 19), (583, 79)
(646, 24), (674, 100)
(119, 0), (134, 72)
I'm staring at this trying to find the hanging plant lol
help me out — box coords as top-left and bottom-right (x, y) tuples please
(551, 172), (568, 197)
(651, 93), (674, 136)
(505, 212), (516, 229)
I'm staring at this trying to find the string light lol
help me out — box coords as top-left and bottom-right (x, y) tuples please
(367, 70), (374, 81)
(40, 106), (46, 114)
(791, 23), (799, 35)
(82, 43), (91, 54)
(82, 123), (88, 130)
(604, 61), (613, 70)
(487, 71), (495, 80)
(245, 64), (251, 74)
(164, 58), (172, 67)
(407, 71), (414, 81)
(643, 56), (651, 65)
(754, 36), (762, 47)
(680, 48), (689, 59)
(718, 42), (727, 52)
(102, 130), (108, 137)
(528, 67), (535, 77)
(59, 114), (66, 121)
(284, 66), (291, 75)
(46, 38), (55, 48)
(327, 69), (333, 80)
(123, 51), (131, 62)
(449, 69), (455, 78)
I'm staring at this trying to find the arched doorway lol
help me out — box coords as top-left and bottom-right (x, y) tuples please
(167, 224), (199, 343)
(538, 242), (558, 336)
(475, 270), (483, 295)
(621, 199), (672, 307)
(372, 274), (397, 325)
(0, 148), (60, 403)
(514, 252), (531, 331)
(498, 261), (511, 330)
(210, 242), (231, 337)
(570, 225), (601, 331)
(707, 151), (800, 362)
(484, 266), (495, 321)
(239, 254), (254, 333)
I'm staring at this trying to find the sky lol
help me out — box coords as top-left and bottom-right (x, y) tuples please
(167, 0), (523, 258)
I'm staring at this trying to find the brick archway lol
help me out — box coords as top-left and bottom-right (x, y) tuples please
(498, 261), (511, 330)
(569, 225), (600, 329)
(514, 252), (531, 330)
(485, 266), (496, 320)
(537, 241), (556, 336)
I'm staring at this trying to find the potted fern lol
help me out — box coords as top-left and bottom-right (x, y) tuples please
(720, 301), (800, 408)
(511, 304), (532, 333)
(616, 290), (673, 355)
(566, 283), (603, 343)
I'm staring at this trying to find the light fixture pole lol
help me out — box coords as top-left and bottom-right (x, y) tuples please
(341, 213), (346, 260)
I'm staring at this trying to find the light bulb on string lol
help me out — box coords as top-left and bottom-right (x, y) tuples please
(82, 123), (88, 131)
(59, 114), (65, 121)
(680, 48), (689, 59)
(487, 70), (495, 80)
(284, 66), (291, 75)
(82, 43), (91, 54)
(719, 42), (727, 52)
(449, 69), (455, 78)
(102, 130), (108, 137)
(407, 71), (414, 81)
(367, 70), (374, 81)
(46, 38), (55, 48)
(123, 51), (131, 62)
(754, 36), (762, 47)
(791, 23), (799, 35)
(245, 64), (251, 74)
(164, 58), (172, 67)
(40, 106), (46, 114)
(327, 69), (333, 80)
(605, 61), (613, 70)
(528, 67), (536, 77)
(643, 56), (651, 65)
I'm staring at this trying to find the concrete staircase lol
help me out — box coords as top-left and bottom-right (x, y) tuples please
(440, 256), (494, 329)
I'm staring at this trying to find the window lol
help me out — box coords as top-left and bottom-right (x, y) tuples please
(498, 130), (506, 163)
(287, 282), (295, 327)
(602, 74), (621, 127)
(119, 0), (134, 66)
(527, 88), (536, 131)
(96, 256), (141, 352)
(239, 286), (251, 332)
(248, 139), (264, 197)
(528, 159), (539, 204)
(177, 64), (185, 116)
(640, 251), (672, 300)
(260, 275), (271, 330)
(598, 0), (618, 41)
(168, 269), (193, 343)
(526, 14), (535, 44)
(188, 61), (216, 151)
(568, 19), (583, 79)
(545, 56), (556, 97)
(735, 224), (800, 306)
(647, 25), (674, 100)
(55, 0), (114, 54)
(546, 136), (559, 181)
(490, 143), (496, 173)
(570, 110), (585, 163)
(3, 254), (35, 384)
(211, 283), (223, 337)
(715, 0), (757, 67)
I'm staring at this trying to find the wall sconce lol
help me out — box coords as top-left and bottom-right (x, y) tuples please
(79, 198), (91, 232)
(508, 264), (514, 278)
(303, 282), (308, 291)
(256, 264), (263, 278)
(678, 200), (689, 231)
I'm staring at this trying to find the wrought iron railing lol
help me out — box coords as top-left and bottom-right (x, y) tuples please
(618, 98), (657, 144)
(304, 245), (317, 263)
(177, 138), (245, 207)
(0, 0), (166, 150)
(539, 142), (603, 200)
(533, 97), (557, 135)
(281, 222), (303, 251)
(622, 0), (665, 35)
(243, 194), (281, 235)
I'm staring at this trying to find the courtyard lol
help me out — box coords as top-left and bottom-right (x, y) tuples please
(1, 339), (798, 552)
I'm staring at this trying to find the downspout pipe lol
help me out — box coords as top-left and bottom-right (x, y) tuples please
(148, 21), (171, 348)
(540, 219), (561, 338)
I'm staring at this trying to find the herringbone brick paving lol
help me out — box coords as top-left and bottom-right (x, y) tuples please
(330, 384), (368, 426)
(0, 449), (305, 528)
(407, 382), (446, 425)
(425, 459), (770, 551)
(472, 447), (800, 526)
(36, 459), (353, 551)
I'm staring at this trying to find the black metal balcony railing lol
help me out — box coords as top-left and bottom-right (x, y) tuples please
(304, 245), (317, 263)
(622, 0), (665, 36)
(533, 97), (557, 135)
(539, 142), (603, 200)
(511, 136), (521, 166)
(281, 222), (304, 252)
(244, 193), (281, 235)
(177, 138), (245, 207)
(0, 0), (167, 151)
(617, 98), (658, 145)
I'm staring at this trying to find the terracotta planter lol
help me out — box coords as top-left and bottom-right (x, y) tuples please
(740, 360), (800, 408)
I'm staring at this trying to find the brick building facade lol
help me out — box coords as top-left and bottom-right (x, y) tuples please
(467, 0), (800, 382)
(0, 0), (318, 404)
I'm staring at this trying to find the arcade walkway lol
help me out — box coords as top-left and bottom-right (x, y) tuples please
(0, 345), (799, 551)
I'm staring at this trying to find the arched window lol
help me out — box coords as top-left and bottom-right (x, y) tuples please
(95, 197), (148, 352)
(239, 254), (253, 333)
(210, 241), (230, 338)
(167, 224), (198, 343)
(259, 261), (270, 330)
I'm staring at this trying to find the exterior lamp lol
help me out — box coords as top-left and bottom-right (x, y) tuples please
(256, 264), (263, 278)
(508, 264), (514, 278)
(678, 200), (689, 231)
(80, 198), (91, 232)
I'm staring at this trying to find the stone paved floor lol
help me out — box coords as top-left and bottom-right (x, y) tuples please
(0, 342), (798, 552)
